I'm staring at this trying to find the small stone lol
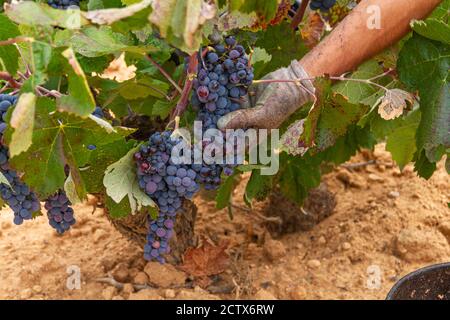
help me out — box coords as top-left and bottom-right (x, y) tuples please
(20, 289), (33, 300)
(394, 227), (450, 263)
(289, 286), (307, 300)
(32, 285), (42, 293)
(254, 289), (277, 300)
(93, 229), (108, 243)
(122, 283), (134, 294)
(112, 295), (125, 300)
(438, 221), (450, 240)
(102, 287), (117, 300)
(368, 174), (384, 182)
(318, 236), (327, 244)
(101, 258), (116, 272)
(263, 239), (286, 261)
(128, 289), (163, 300)
(388, 191), (400, 199)
(164, 289), (176, 299)
(112, 262), (130, 283)
(307, 259), (321, 268)
(144, 262), (186, 288)
(133, 272), (148, 285)
(342, 242), (352, 250)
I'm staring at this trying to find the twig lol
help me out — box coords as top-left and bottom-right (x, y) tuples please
(170, 52), (198, 120)
(341, 160), (376, 169)
(290, 0), (310, 30)
(0, 36), (33, 46)
(36, 85), (63, 98)
(145, 55), (182, 94)
(95, 273), (154, 291)
(0, 72), (21, 89)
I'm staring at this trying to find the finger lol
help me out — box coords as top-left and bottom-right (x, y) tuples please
(217, 108), (260, 130)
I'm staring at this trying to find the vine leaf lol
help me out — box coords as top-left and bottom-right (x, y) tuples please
(385, 110), (421, 170)
(103, 145), (156, 214)
(0, 13), (20, 75)
(244, 169), (273, 207)
(300, 12), (325, 49)
(57, 48), (96, 117)
(9, 93), (36, 157)
(375, 89), (415, 121)
(95, 52), (137, 83)
(250, 47), (272, 65)
(411, 19), (450, 45)
(149, 0), (217, 53)
(180, 239), (229, 277)
(84, 0), (152, 25)
(4, 1), (89, 29)
(215, 173), (239, 210)
(281, 119), (309, 156)
(7, 98), (126, 198)
(398, 33), (450, 163)
(229, 0), (280, 23)
(64, 172), (83, 205)
(0, 172), (12, 189)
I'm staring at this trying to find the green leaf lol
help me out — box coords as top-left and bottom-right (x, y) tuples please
(8, 97), (126, 197)
(215, 173), (239, 210)
(149, 0), (217, 54)
(64, 172), (83, 204)
(250, 47), (272, 65)
(244, 169), (273, 206)
(58, 26), (158, 58)
(151, 100), (174, 119)
(81, 139), (136, 194)
(9, 93), (37, 157)
(398, 34), (450, 163)
(254, 21), (308, 77)
(411, 19), (450, 45)
(103, 145), (156, 214)
(0, 14), (20, 75)
(57, 48), (96, 116)
(385, 110), (421, 170)
(414, 150), (437, 179)
(229, 0), (280, 22)
(5, 1), (89, 29)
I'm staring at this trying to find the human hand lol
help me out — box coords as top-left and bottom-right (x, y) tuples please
(217, 60), (315, 130)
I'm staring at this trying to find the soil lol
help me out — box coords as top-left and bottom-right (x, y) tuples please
(0, 144), (448, 300)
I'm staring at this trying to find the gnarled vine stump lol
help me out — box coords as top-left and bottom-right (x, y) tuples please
(106, 201), (197, 265)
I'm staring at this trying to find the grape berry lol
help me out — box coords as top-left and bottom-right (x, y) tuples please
(47, 0), (80, 9)
(310, 0), (337, 11)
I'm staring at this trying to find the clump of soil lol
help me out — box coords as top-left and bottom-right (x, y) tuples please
(0, 145), (448, 300)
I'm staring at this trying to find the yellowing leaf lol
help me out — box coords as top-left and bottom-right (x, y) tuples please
(95, 52), (137, 83)
(9, 93), (37, 157)
(84, 0), (153, 25)
(376, 89), (415, 120)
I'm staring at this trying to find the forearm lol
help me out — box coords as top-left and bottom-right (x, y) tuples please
(300, 0), (443, 77)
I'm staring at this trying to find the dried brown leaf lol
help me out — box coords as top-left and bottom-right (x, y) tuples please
(95, 52), (136, 83)
(84, 0), (152, 25)
(180, 239), (229, 277)
(301, 12), (325, 49)
(376, 89), (415, 120)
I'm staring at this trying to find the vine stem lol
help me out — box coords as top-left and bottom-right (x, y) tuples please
(0, 71), (21, 89)
(145, 55), (183, 94)
(0, 36), (33, 46)
(290, 0), (310, 30)
(170, 52), (198, 121)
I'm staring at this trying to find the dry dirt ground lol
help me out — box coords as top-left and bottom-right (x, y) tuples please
(0, 145), (448, 300)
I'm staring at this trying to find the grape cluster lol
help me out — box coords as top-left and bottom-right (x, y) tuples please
(310, 0), (337, 11)
(47, 0), (80, 9)
(0, 95), (41, 225)
(44, 190), (75, 234)
(191, 36), (254, 189)
(135, 131), (200, 263)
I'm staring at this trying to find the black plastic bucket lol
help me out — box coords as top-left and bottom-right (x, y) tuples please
(387, 262), (450, 300)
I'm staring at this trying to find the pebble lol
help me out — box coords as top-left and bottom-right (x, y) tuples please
(342, 242), (352, 250)
(263, 239), (287, 261)
(368, 174), (384, 182)
(144, 262), (186, 288)
(112, 295), (125, 300)
(164, 289), (176, 299)
(32, 285), (42, 293)
(112, 262), (130, 283)
(122, 283), (134, 294)
(128, 289), (163, 300)
(318, 236), (327, 244)
(289, 286), (307, 300)
(133, 272), (149, 285)
(102, 287), (117, 300)
(388, 191), (400, 199)
(307, 259), (321, 268)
